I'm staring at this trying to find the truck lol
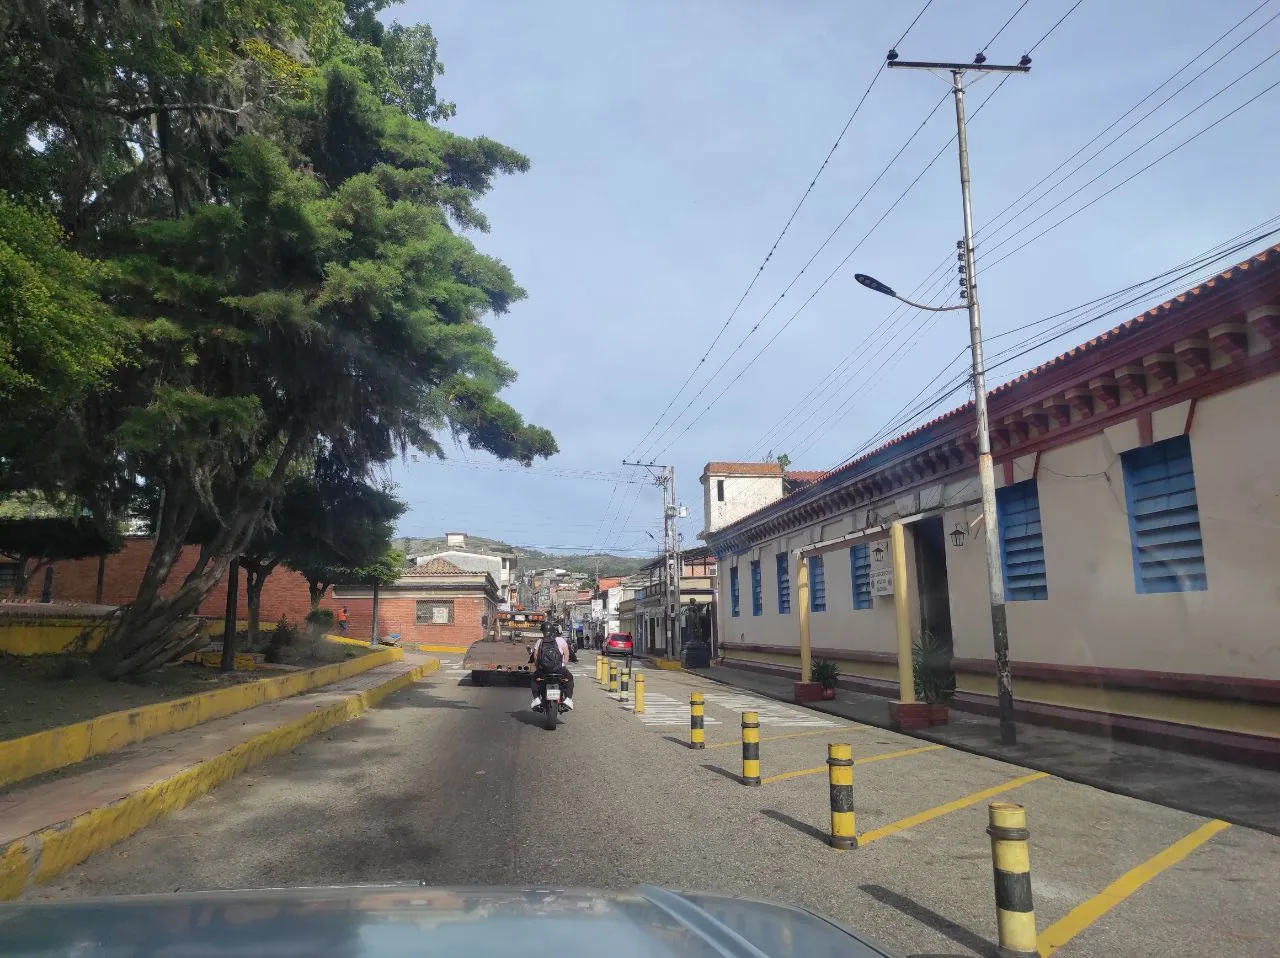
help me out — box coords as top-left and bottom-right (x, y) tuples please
(462, 609), (548, 686)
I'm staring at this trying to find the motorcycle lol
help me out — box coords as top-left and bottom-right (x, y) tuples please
(532, 674), (567, 730)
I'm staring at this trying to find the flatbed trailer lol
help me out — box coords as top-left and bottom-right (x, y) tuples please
(462, 610), (547, 685)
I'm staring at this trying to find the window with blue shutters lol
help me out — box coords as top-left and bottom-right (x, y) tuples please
(850, 544), (872, 609)
(997, 480), (1047, 601)
(730, 566), (740, 616)
(776, 553), (791, 614)
(750, 560), (763, 616)
(809, 555), (826, 612)
(1121, 434), (1208, 594)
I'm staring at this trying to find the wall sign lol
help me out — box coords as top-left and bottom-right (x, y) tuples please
(870, 569), (894, 596)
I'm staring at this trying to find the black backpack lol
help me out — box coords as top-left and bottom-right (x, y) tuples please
(537, 637), (564, 672)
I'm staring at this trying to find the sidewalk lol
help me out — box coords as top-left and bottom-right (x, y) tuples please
(689, 662), (1280, 836)
(1, 654), (437, 899)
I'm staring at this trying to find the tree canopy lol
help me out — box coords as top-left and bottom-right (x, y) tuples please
(0, 0), (556, 675)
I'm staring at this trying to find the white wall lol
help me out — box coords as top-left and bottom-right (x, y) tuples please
(702, 472), (785, 536)
(946, 375), (1280, 680)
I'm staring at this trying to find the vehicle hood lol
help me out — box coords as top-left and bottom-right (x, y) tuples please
(0, 883), (897, 957)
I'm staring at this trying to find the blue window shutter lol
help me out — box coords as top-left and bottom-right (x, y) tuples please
(809, 555), (826, 612)
(996, 480), (1047, 601)
(850, 544), (872, 609)
(1122, 435), (1208, 594)
(730, 566), (740, 616)
(750, 560), (763, 616)
(776, 553), (791, 614)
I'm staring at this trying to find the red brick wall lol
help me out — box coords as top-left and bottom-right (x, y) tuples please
(345, 594), (494, 647)
(37, 537), (333, 626)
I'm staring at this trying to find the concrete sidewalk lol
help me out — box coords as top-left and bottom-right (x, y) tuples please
(689, 662), (1280, 836)
(1, 654), (437, 899)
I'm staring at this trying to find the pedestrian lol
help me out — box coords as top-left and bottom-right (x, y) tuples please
(337, 606), (349, 635)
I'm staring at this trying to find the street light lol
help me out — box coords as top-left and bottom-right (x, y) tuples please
(855, 273), (968, 313)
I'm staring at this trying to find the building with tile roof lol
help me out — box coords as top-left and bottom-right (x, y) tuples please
(703, 243), (1280, 766)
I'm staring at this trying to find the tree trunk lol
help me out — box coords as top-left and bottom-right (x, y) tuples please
(221, 558), (240, 672)
(242, 560), (276, 649)
(95, 554), (106, 604)
(370, 581), (380, 645)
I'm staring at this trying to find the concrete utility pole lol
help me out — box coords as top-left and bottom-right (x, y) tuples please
(623, 460), (683, 658)
(886, 51), (1030, 745)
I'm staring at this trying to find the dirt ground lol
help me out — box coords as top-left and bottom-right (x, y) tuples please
(0, 656), (256, 741)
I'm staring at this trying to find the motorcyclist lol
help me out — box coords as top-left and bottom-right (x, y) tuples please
(529, 628), (576, 711)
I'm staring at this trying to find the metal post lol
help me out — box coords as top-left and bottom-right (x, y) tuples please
(740, 711), (761, 786)
(827, 743), (856, 849)
(671, 466), (682, 660)
(689, 691), (705, 748)
(221, 558), (239, 672)
(884, 55), (1030, 745)
(951, 68), (1016, 745)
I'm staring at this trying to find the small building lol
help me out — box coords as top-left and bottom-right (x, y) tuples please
(334, 557), (499, 650)
(634, 547), (717, 657)
(410, 533), (517, 605)
(704, 243), (1280, 765)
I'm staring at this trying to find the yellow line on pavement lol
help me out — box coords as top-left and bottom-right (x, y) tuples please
(758, 744), (945, 783)
(1036, 818), (1230, 957)
(858, 771), (1050, 846)
(703, 728), (864, 750)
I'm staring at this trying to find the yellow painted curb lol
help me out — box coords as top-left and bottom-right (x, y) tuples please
(0, 647), (404, 790)
(324, 633), (373, 648)
(412, 644), (473, 654)
(649, 657), (683, 671)
(0, 658), (439, 900)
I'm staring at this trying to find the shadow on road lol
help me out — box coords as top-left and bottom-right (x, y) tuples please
(758, 808), (828, 845)
(379, 687), (479, 711)
(700, 763), (744, 785)
(507, 709), (572, 729)
(860, 884), (996, 958)
(662, 735), (695, 748)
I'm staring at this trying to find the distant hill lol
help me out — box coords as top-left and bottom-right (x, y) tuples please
(392, 536), (651, 578)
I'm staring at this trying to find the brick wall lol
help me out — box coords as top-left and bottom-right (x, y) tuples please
(32, 537), (333, 626)
(350, 594), (494, 647)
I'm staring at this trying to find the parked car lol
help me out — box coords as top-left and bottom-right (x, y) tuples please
(602, 632), (633, 657)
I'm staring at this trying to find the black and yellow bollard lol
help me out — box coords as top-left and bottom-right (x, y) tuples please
(827, 743), (856, 848)
(619, 665), (630, 701)
(988, 802), (1037, 958)
(608, 662), (619, 694)
(689, 691), (705, 748)
(634, 672), (645, 713)
(741, 711), (761, 785)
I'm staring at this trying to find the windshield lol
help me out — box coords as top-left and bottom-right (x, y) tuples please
(2, 1), (1278, 957)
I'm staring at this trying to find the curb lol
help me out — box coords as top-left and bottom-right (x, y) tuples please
(0, 658), (439, 900)
(0, 648), (404, 790)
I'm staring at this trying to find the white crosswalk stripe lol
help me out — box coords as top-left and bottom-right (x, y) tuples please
(701, 691), (836, 728)
(634, 692), (722, 726)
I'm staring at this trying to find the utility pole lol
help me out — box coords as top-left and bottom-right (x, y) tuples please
(623, 460), (683, 658)
(887, 50), (1030, 745)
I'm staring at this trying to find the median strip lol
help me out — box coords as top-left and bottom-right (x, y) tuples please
(0, 657), (438, 900)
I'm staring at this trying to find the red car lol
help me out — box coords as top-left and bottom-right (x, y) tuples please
(602, 632), (634, 657)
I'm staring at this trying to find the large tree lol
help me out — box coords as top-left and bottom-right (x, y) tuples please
(2, 2), (556, 676)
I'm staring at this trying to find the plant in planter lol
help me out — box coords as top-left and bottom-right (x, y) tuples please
(811, 659), (840, 699)
(912, 630), (956, 724)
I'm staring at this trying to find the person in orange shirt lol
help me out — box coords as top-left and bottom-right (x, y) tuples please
(336, 606), (349, 635)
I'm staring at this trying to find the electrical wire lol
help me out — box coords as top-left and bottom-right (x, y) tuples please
(623, 0), (940, 460)
(981, 0), (1035, 53)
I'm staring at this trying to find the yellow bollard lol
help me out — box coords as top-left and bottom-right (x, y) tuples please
(619, 664), (630, 701)
(988, 802), (1037, 958)
(596, 655), (605, 684)
(827, 743), (856, 849)
(741, 711), (761, 785)
(689, 691), (705, 749)
(634, 672), (645, 713)
(609, 662), (619, 694)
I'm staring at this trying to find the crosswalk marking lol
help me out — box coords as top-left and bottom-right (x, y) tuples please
(634, 692), (722, 726)
(701, 691), (836, 728)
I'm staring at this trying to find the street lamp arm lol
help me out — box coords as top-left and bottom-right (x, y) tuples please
(894, 295), (968, 312)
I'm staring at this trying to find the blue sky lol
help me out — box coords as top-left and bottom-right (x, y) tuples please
(387, 0), (1280, 557)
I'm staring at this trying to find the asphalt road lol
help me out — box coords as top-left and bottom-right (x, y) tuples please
(35, 653), (1280, 957)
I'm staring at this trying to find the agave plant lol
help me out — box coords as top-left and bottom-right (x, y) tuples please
(912, 630), (956, 705)
(811, 658), (841, 690)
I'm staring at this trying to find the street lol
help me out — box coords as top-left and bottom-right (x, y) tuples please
(36, 653), (1280, 957)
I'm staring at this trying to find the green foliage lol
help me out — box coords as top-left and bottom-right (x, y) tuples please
(0, 196), (129, 408)
(811, 658), (840, 690)
(776, 454), (792, 470)
(912, 630), (956, 705)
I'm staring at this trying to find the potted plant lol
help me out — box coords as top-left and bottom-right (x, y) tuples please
(811, 658), (840, 700)
(912, 630), (956, 724)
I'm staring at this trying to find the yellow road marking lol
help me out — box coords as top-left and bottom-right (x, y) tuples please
(1036, 818), (1230, 956)
(759, 745), (945, 784)
(858, 771), (1050, 846)
(703, 728), (865, 750)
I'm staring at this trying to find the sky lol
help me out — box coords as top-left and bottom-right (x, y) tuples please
(385, 0), (1280, 557)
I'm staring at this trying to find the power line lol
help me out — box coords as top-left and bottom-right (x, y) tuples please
(981, 0), (1035, 53)
(1027, 0), (1086, 54)
(624, 0), (939, 459)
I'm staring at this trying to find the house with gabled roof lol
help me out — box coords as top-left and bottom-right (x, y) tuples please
(703, 243), (1280, 766)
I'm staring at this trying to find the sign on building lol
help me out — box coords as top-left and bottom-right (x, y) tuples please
(869, 538), (893, 595)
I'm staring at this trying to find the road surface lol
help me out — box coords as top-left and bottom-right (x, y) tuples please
(34, 653), (1280, 957)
